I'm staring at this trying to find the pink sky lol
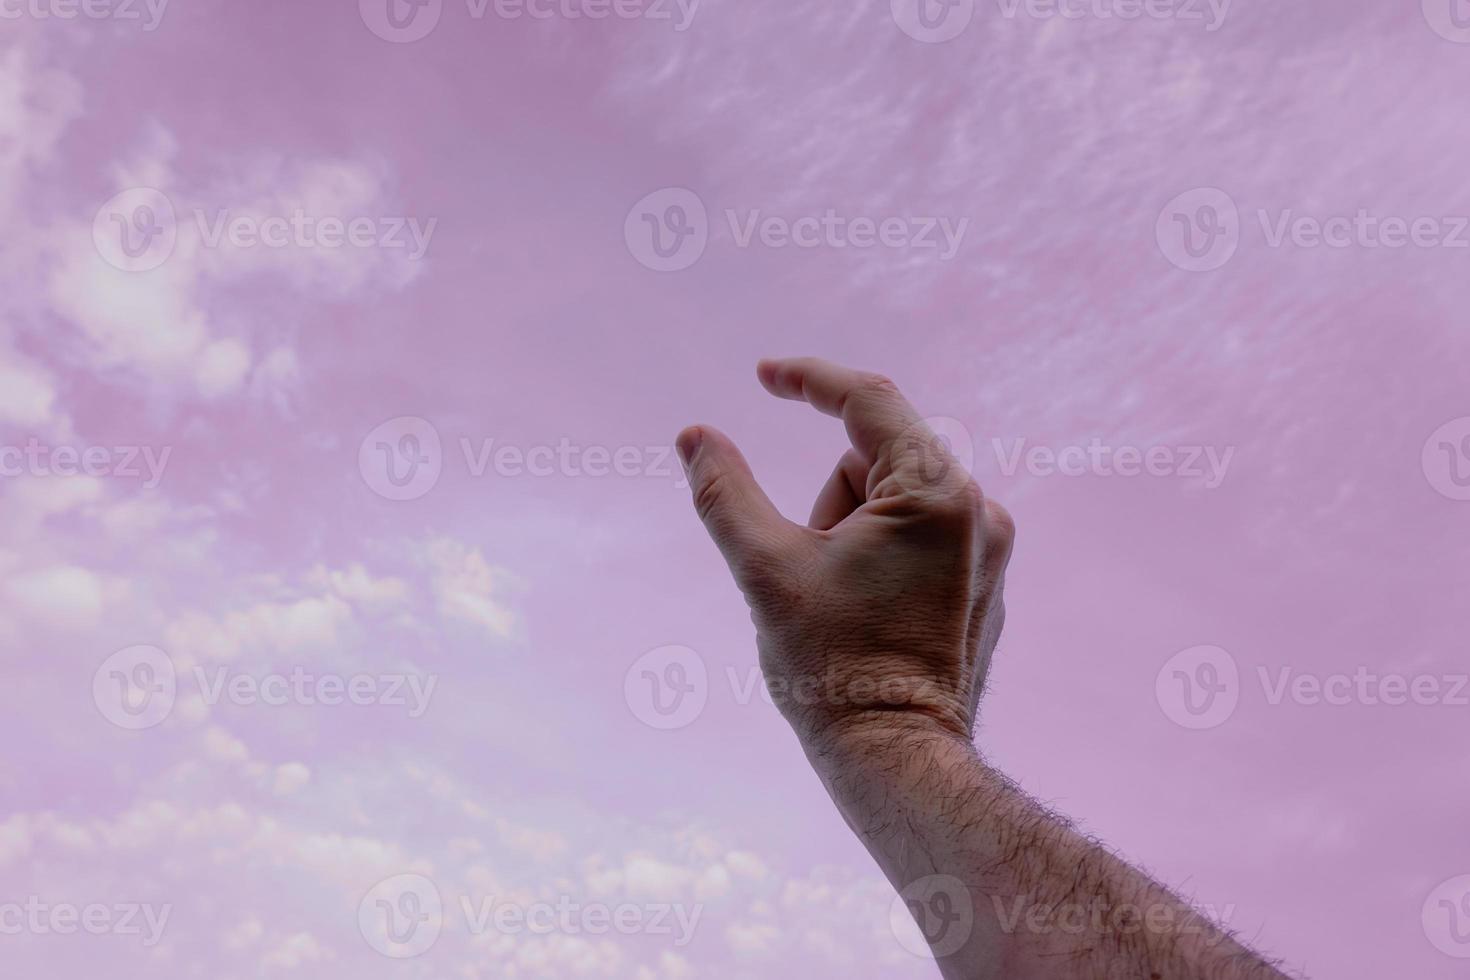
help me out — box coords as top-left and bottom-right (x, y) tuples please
(2, 1), (1468, 977)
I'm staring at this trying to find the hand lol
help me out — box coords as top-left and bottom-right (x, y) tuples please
(676, 357), (1015, 750)
(677, 360), (1292, 980)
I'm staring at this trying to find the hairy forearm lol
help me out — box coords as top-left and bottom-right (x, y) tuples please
(804, 719), (1292, 980)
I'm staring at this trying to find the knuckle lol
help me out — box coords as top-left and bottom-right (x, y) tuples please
(984, 497), (1017, 552)
(856, 373), (900, 400)
(692, 469), (730, 523)
(926, 477), (985, 528)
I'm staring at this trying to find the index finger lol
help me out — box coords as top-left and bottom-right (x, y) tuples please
(756, 357), (924, 462)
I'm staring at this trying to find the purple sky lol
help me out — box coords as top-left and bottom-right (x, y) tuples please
(2, 1), (1468, 977)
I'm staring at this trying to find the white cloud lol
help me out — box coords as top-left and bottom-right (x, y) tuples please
(307, 562), (409, 607)
(0, 815), (32, 867)
(224, 916), (264, 950)
(272, 763), (311, 797)
(622, 854), (692, 903)
(0, 350), (60, 429)
(725, 850), (769, 880)
(165, 593), (354, 662)
(260, 931), (328, 970)
(496, 818), (569, 863)
(3, 564), (106, 624)
(195, 336), (253, 398)
(40, 127), (420, 405)
(694, 863), (730, 900)
(725, 920), (780, 954)
(203, 726), (250, 765)
(5, 475), (103, 529)
(422, 538), (520, 639)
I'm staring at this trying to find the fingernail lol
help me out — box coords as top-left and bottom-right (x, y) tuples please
(676, 428), (702, 475)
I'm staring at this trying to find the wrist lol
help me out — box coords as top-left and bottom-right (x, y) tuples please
(796, 708), (980, 775)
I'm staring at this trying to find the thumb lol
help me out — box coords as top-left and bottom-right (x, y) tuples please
(676, 425), (800, 592)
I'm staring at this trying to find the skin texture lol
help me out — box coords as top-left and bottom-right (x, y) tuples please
(676, 357), (1294, 980)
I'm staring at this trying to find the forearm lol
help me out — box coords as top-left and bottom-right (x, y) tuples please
(804, 718), (1292, 980)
